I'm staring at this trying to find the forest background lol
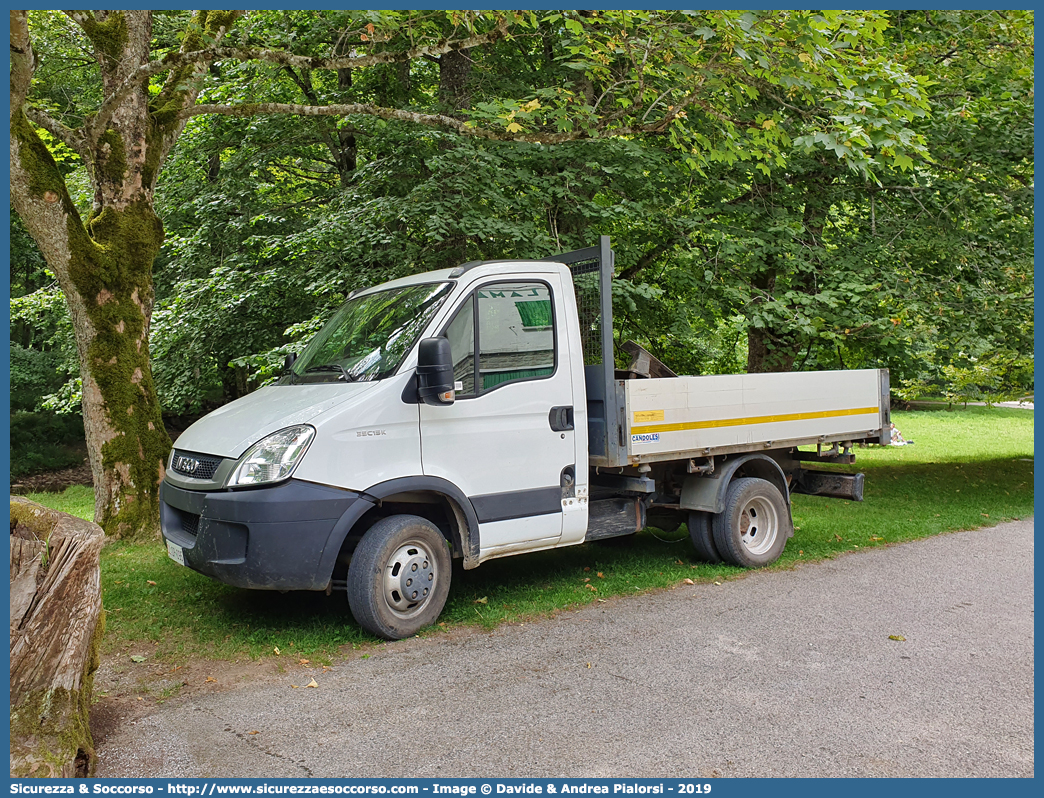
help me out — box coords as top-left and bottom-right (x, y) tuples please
(9, 9), (1033, 538)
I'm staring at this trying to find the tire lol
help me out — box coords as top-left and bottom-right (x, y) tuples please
(711, 477), (791, 568)
(688, 511), (722, 563)
(347, 515), (452, 640)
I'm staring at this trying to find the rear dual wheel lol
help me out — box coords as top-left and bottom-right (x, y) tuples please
(688, 511), (722, 563)
(347, 515), (452, 640)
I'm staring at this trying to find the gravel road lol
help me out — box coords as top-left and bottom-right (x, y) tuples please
(95, 519), (1034, 778)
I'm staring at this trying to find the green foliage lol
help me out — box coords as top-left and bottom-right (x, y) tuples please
(10, 412), (86, 477)
(148, 10), (1029, 405)
(9, 279), (80, 414)
(11, 9), (1033, 446)
(10, 214), (50, 298)
(615, 10), (1033, 379)
(10, 346), (66, 412)
(10, 282), (73, 344)
(9, 241), (86, 475)
(940, 352), (1034, 407)
(39, 378), (83, 415)
(150, 266), (307, 413)
(9, 267), (86, 475)
(465, 10), (931, 176)
(136, 9), (945, 406)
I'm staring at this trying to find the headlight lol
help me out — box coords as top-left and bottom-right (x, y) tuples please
(228, 425), (315, 486)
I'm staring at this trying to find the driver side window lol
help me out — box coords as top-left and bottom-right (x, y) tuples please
(443, 281), (556, 398)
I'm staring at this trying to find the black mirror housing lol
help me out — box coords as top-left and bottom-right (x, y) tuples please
(416, 337), (455, 405)
(283, 352), (298, 371)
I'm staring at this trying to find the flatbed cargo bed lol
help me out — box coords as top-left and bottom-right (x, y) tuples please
(622, 368), (890, 464)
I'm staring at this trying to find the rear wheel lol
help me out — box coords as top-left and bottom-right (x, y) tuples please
(711, 477), (790, 567)
(347, 515), (452, 640)
(688, 511), (722, 563)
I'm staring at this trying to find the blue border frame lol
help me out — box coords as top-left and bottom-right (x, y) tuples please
(3, 4), (1036, 792)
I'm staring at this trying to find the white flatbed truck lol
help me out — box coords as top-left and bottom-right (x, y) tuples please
(161, 237), (889, 639)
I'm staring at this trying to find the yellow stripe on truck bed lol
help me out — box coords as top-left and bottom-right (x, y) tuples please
(630, 406), (879, 435)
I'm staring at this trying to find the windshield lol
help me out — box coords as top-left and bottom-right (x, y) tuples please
(290, 282), (453, 383)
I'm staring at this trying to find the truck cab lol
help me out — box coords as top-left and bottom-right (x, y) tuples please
(161, 256), (595, 638)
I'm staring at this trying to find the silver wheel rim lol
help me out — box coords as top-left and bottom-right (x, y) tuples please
(736, 495), (779, 556)
(383, 539), (438, 618)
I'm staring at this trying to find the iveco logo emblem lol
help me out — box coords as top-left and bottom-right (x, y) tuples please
(175, 455), (200, 474)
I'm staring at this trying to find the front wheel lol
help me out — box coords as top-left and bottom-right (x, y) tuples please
(347, 515), (452, 640)
(711, 477), (791, 568)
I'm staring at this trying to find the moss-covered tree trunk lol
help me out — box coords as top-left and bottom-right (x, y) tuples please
(52, 198), (170, 537)
(9, 10), (238, 539)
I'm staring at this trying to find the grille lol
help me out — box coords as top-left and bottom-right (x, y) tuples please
(568, 259), (603, 366)
(170, 449), (224, 480)
(180, 512), (201, 537)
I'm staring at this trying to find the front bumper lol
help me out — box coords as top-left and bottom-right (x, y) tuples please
(160, 478), (365, 590)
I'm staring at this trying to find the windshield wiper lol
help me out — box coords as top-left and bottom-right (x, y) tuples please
(304, 364), (356, 382)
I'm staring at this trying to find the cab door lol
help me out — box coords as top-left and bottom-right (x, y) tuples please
(419, 275), (575, 559)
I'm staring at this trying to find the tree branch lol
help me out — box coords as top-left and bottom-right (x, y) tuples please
(592, 80), (635, 114)
(753, 82), (818, 120)
(10, 10), (35, 114)
(184, 101), (520, 139)
(85, 11), (232, 139)
(10, 116), (95, 287)
(640, 90), (673, 124)
(640, 63), (713, 129)
(61, 10), (95, 33)
(281, 66), (320, 105)
(153, 10), (244, 112)
(618, 237), (681, 280)
(691, 96), (758, 130)
(279, 66), (349, 170)
(23, 106), (90, 162)
(183, 99), (708, 145)
(89, 10), (243, 188)
(92, 17), (512, 137)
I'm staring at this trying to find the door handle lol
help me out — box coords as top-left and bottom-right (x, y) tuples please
(549, 406), (574, 431)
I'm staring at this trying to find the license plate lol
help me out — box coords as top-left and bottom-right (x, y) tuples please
(166, 540), (186, 567)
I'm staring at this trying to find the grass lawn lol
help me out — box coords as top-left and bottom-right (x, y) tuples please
(23, 406), (1033, 662)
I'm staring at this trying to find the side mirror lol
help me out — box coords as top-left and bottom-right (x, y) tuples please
(416, 337), (455, 405)
(283, 352), (298, 371)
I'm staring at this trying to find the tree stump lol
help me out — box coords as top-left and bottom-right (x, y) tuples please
(10, 497), (105, 778)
